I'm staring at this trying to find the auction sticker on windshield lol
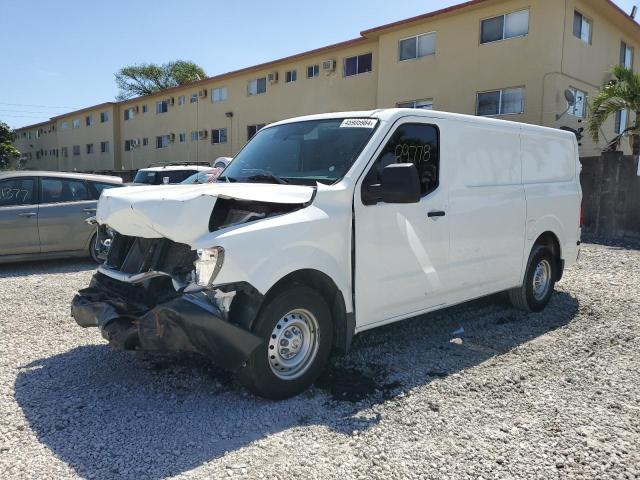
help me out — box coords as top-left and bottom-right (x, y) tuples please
(340, 118), (377, 128)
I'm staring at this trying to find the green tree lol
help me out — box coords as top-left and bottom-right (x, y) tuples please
(0, 121), (19, 170)
(589, 65), (640, 155)
(114, 60), (206, 100)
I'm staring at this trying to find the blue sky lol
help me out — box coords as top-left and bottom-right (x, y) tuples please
(1, 0), (638, 128)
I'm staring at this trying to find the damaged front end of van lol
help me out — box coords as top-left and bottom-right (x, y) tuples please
(71, 182), (314, 371)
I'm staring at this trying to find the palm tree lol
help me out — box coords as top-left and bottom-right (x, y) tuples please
(589, 65), (640, 156)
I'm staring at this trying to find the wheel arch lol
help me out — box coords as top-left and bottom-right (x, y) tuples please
(532, 230), (563, 281)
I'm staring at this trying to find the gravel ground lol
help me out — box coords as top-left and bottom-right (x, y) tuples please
(0, 242), (639, 480)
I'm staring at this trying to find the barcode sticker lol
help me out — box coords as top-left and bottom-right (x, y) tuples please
(340, 118), (377, 128)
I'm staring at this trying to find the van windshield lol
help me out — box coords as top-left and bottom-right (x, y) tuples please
(219, 118), (378, 185)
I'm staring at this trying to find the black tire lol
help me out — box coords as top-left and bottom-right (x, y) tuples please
(509, 246), (556, 312)
(237, 285), (333, 399)
(89, 233), (101, 263)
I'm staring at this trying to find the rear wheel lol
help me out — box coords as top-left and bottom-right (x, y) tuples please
(237, 285), (333, 399)
(509, 246), (556, 312)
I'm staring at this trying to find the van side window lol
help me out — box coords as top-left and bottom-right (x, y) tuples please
(364, 123), (439, 197)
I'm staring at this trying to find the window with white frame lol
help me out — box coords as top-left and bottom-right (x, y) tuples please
(61, 147), (68, 157)
(211, 128), (227, 144)
(178, 95), (185, 105)
(621, 41), (634, 69)
(567, 87), (587, 118)
(124, 108), (135, 120)
(61, 121), (68, 129)
(156, 135), (170, 149)
(247, 123), (266, 141)
(191, 130), (198, 141)
(156, 101), (169, 114)
(397, 99), (433, 110)
(85, 115), (92, 126)
(481, 9), (529, 44)
(143, 138), (149, 146)
(72, 145), (80, 156)
(142, 104), (148, 113)
(190, 93), (198, 103)
(285, 70), (297, 83)
(179, 132), (186, 143)
(86, 143), (94, 154)
(307, 65), (320, 78)
(247, 77), (267, 96)
(212, 87), (228, 103)
(100, 141), (109, 153)
(476, 87), (525, 116)
(344, 53), (373, 76)
(100, 111), (109, 123)
(615, 110), (629, 134)
(573, 11), (592, 44)
(399, 32), (436, 61)
(72, 119), (80, 128)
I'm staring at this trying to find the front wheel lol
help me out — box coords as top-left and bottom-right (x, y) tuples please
(237, 285), (333, 399)
(89, 233), (101, 264)
(509, 246), (556, 312)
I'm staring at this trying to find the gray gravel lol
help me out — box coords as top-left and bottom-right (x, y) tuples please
(0, 242), (639, 480)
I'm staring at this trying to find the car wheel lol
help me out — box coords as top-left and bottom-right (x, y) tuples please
(509, 246), (556, 312)
(237, 285), (333, 399)
(89, 233), (101, 264)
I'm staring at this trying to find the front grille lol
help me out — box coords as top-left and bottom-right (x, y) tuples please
(106, 233), (197, 276)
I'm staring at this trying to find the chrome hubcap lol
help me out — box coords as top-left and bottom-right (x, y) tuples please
(532, 259), (552, 300)
(268, 309), (319, 380)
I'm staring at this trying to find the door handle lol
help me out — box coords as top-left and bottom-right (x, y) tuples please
(17, 212), (37, 218)
(83, 208), (97, 213)
(428, 210), (446, 218)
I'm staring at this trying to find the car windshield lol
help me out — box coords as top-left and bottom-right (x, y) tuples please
(181, 169), (222, 184)
(133, 169), (199, 184)
(220, 118), (378, 185)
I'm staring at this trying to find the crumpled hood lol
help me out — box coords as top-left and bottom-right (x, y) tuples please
(97, 182), (315, 244)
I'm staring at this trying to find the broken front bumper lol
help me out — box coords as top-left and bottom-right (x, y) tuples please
(71, 273), (263, 371)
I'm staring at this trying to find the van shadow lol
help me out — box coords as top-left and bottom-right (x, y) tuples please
(15, 291), (578, 479)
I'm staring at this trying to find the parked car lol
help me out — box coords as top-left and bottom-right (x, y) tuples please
(131, 163), (213, 185)
(71, 109), (582, 399)
(181, 168), (223, 184)
(0, 171), (122, 264)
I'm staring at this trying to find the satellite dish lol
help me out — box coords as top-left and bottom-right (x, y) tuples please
(564, 89), (576, 106)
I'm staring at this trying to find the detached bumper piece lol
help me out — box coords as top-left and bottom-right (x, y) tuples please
(71, 273), (263, 371)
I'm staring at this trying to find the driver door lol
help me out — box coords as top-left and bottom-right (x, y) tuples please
(354, 118), (450, 329)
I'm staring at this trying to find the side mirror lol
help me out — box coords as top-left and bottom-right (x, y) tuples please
(379, 163), (421, 204)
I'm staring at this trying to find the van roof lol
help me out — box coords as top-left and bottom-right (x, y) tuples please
(268, 108), (576, 141)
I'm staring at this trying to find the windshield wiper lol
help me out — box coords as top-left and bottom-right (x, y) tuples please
(246, 173), (289, 185)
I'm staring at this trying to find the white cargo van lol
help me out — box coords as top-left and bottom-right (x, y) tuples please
(72, 109), (582, 398)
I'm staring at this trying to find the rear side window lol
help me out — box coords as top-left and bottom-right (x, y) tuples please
(0, 178), (35, 206)
(364, 123), (439, 196)
(41, 178), (89, 204)
(133, 170), (159, 184)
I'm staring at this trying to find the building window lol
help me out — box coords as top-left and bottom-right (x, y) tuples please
(476, 87), (525, 116)
(190, 93), (198, 103)
(621, 41), (634, 69)
(124, 108), (134, 121)
(100, 141), (109, 153)
(212, 87), (228, 103)
(191, 131), (198, 142)
(212, 128), (228, 144)
(307, 65), (320, 78)
(178, 95), (185, 105)
(344, 53), (373, 76)
(156, 101), (169, 114)
(567, 87), (587, 118)
(247, 77), (267, 96)
(72, 145), (80, 156)
(61, 121), (68, 130)
(179, 132), (186, 143)
(72, 119), (80, 129)
(615, 109), (629, 134)
(247, 123), (266, 141)
(86, 143), (94, 154)
(156, 135), (170, 149)
(85, 115), (93, 126)
(142, 137), (148, 146)
(100, 111), (109, 123)
(124, 140), (132, 152)
(481, 10), (529, 44)
(399, 32), (436, 61)
(142, 105), (148, 113)
(397, 99), (434, 110)
(285, 70), (297, 83)
(573, 11), (592, 44)
(61, 147), (68, 157)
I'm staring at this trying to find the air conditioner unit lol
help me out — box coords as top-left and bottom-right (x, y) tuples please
(268, 72), (279, 83)
(199, 130), (208, 139)
(322, 60), (336, 72)
(198, 89), (207, 98)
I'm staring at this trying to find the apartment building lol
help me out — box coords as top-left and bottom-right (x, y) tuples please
(12, 0), (640, 172)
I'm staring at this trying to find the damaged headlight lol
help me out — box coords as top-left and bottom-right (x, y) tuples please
(194, 247), (225, 287)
